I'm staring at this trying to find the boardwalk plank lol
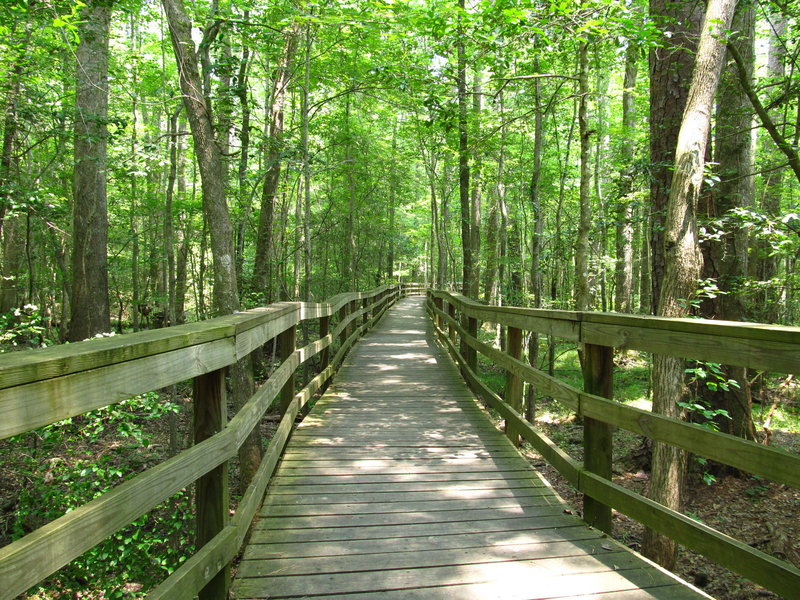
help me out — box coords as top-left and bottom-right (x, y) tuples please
(243, 527), (603, 559)
(232, 297), (710, 600)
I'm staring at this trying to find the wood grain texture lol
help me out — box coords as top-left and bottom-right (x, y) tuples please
(232, 297), (708, 600)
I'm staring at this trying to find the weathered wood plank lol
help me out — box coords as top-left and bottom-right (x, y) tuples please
(265, 478), (543, 495)
(245, 582), (706, 600)
(234, 560), (689, 598)
(238, 544), (640, 579)
(261, 487), (549, 506)
(247, 513), (585, 544)
(242, 526), (602, 560)
(0, 337), (236, 440)
(259, 495), (557, 517)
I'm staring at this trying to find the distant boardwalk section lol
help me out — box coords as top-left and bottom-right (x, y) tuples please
(232, 297), (710, 599)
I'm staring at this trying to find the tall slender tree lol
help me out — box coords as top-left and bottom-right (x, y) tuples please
(68, 0), (113, 341)
(643, 0), (739, 569)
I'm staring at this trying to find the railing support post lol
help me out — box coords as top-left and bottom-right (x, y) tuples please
(433, 296), (443, 333)
(337, 302), (349, 348)
(466, 316), (478, 373)
(447, 302), (457, 345)
(505, 326), (523, 446)
(278, 324), (296, 414)
(582, 342), (614, 533)
(319, 314), (330, 377)
(193, 368), (229, 600)
(349, 299), (358, 337)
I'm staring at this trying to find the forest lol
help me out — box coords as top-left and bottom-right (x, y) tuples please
(1, 0), (799, 597)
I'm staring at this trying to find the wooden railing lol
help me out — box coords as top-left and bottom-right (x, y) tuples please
(0, 284), (419, 600)
(427, 289), (800, 599)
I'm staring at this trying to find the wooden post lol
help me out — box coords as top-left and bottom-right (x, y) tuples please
(337, 303), (349, 348)
(433, 296), (443, 332)
(319, 314), (330, 372)
(582, 342), (614, 533)
(278, 324), (296, 414)
(447, 302), (457, 345)
(193, 368), (229, 600)
(505, 326), (523, 446)
(349, 299), (358, 337)
(466, 316), (478, 373)
(362, 297), (369, 327)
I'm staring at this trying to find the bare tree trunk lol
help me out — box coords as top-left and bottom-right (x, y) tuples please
(457, 0), (471, 298)
(302, 22), (313, 300)
(614, 38), (637, 313)
(69, 0), (112, 341)
(468, 71), (482, 299)
(345, 93), (357, 291)
(575, 40), (591, 312)
(162, 0), (261, 494)
(643, 0), (738, 570)
(165, 106), (182, 325)
(235, 33), (251, 284)
(648, 0), (704, 314)
(757, 12), (787, 322)
(526, 72), (544, 419)
(253, 24), (300, 302)
(162, 0), (238, 315)
(697, 1), (756, 443)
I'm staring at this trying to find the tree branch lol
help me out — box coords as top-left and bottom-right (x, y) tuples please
(728, 42), (800, 184)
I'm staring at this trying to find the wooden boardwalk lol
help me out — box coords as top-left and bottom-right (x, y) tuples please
(233, 297), (710, 599)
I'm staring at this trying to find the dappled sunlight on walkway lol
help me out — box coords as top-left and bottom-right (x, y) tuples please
(232, 297), (711, 600)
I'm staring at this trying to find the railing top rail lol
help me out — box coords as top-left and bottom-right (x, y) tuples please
(0, 285), (395, 392)
(429, 289), (800, 373)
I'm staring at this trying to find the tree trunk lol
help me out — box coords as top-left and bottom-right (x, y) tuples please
(648, 0), (704, 315)
(756, 12), (787, 323)
(643, 0), (738, 570)
(302, 22), (313, 300)
(468, 71), (482, 299)
(253, 24), (300, 302)
(457, 0), (471, 298)
(697, 1), (756, 444)
(162, 0), (261, 492)
(526, 72), (544, 420)
(68, 0), (112, 341)
(162, 0), (238, 315)
(165, 106), (182, 325)
(235, 35), (251, 284)
(575, 40), (591, 312)
(614, 38), (637, 313)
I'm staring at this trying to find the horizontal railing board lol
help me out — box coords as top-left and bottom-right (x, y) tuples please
(430, 291), (800, 374)
(0, 337), (236, 440)
(0, 287), (395, 392)
(579, 394), (800, 489)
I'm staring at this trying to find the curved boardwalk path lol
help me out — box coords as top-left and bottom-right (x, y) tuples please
(233, 297), (710, 599)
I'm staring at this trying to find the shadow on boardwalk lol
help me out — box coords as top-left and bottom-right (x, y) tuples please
(232, 297), (711, 600)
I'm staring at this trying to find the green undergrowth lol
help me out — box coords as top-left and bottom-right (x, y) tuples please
(472, 327), (800, 457)
(1, 392), (195, 599)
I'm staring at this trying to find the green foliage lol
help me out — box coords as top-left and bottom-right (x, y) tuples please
(7, 392), (189, 598)
(684, 361), (740, 395)
(0, 305), (55, 351)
